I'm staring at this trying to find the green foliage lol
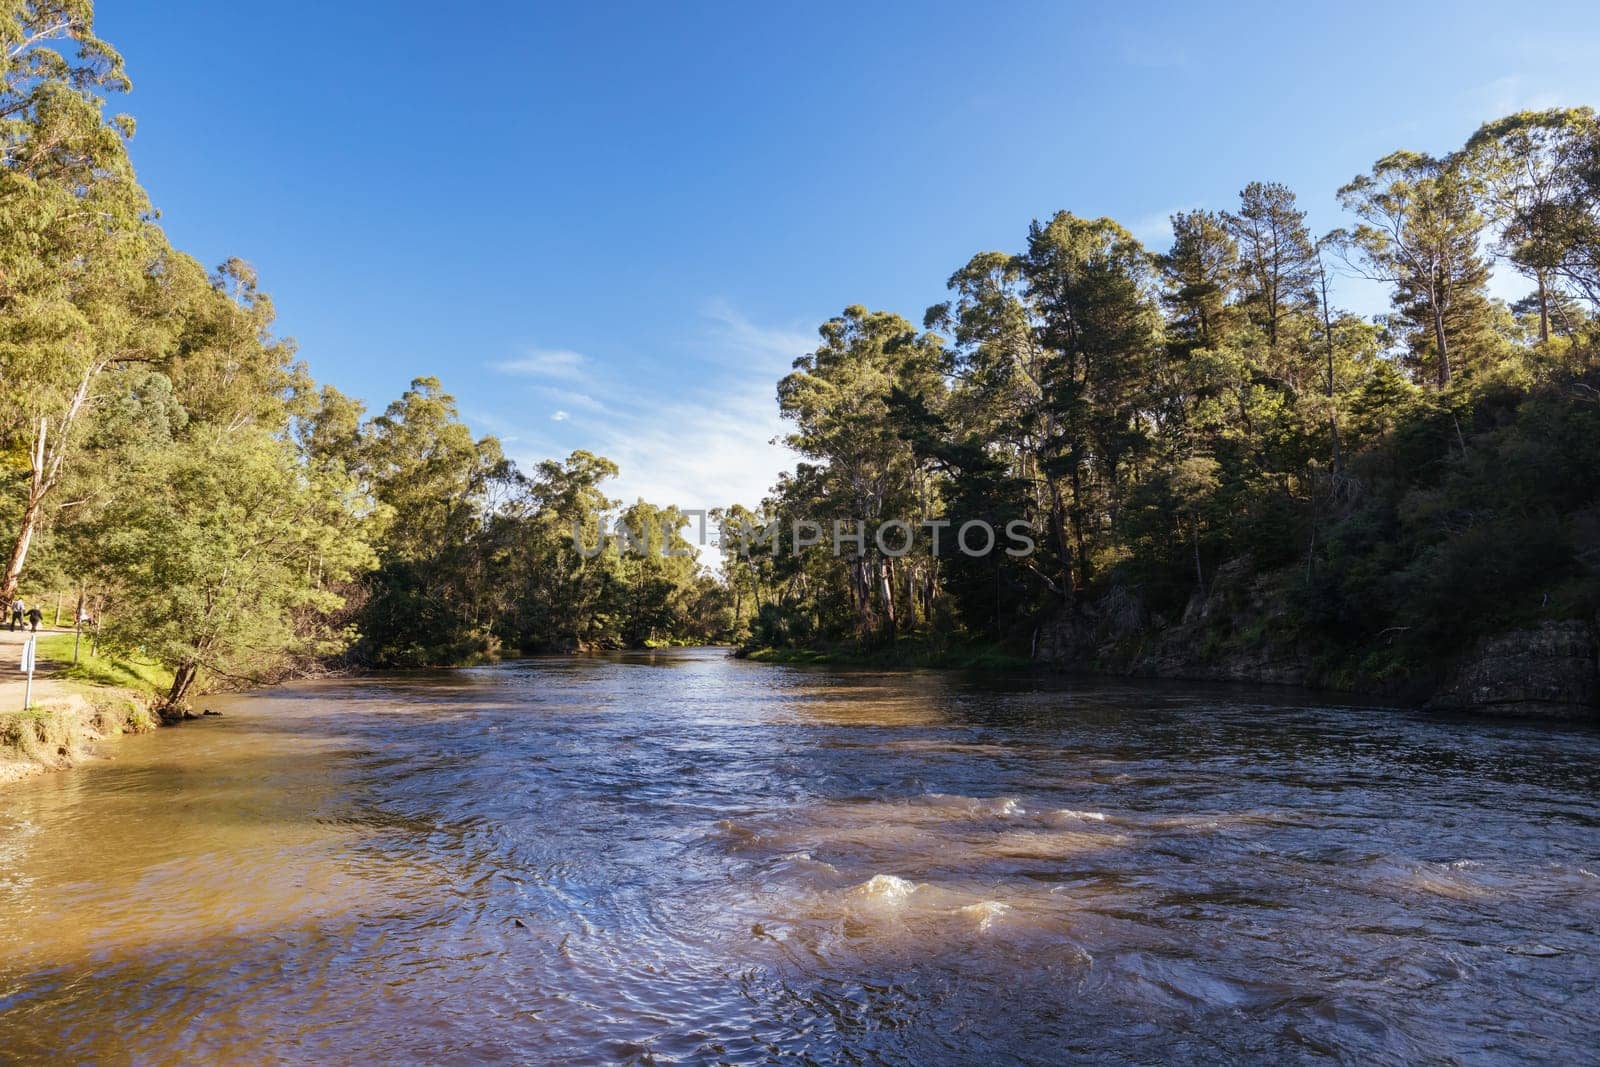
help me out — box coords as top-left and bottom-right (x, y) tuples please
(346, 387), (732, 664)
(5, 7), (1600, 701)
(742, 110), (1600, 689)
(36, 632), (171, 696)
(80, 424), (375, 705)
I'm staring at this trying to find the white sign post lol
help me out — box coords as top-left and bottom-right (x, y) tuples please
(21, 637), (35, 710)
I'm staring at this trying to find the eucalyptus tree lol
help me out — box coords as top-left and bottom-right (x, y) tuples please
(1, 0), (129, 178)
(0, 0), (173, 601)
(1464, 107), (1600, 339)
(505, 449), (621, 650)
(353, 376), (511, 664)
(1556, 129), (1600, 309)
(714, 501), (779, 633)
(0, 205), (175, 600)
(1337, 152), (1493, 388)
(777, 306), (946, 638)
(165, 256), (308, 432)
(86, 424), (376, 710)
(1021, 212), (1165, 588)
(612, 500), (704, 647)
(926, 250), (1071, 601)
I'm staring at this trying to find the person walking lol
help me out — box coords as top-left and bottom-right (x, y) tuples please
(26, 605), (43, 633)
(10, 599), (22, 632)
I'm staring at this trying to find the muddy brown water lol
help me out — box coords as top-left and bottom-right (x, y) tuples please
(2, 649), (1599, 1064)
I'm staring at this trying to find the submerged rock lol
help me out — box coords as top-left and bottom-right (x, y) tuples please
(1429, 621), (1599, 719)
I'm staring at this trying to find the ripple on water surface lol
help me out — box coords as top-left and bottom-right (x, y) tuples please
(2, 649), (1599, 1063)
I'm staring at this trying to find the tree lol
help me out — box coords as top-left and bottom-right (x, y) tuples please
(86, 425), (375, 710)
(1160, 209), (1244, 356)
(1552, 126), (1600, 311)
(777, 306), (945, 638)
(1226, 181), (1319, 371)
(1464, 108), (1600, 342)
(1, 0), (130, 182)
(928, 249), (1073, 603)
(714, 501), (779, 637)
(1022, 212), (1165, 588)
(504, 449), (622, 650)
(1337, 151), (1494, 388)
(353, 376), (510, 665)
(0, 0), (173, 601)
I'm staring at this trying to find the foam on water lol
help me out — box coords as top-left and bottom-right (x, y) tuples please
(7, 649), (1600, 1064)
(848, 873), (918, 905)
(1050, 808), (1109, 823)
(959, 900), (1011, 932)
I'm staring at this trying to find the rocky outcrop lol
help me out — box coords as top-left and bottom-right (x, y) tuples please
(1429, 620), (1599, 719)
(1035, 557), (1316, 688)
(1032, 555), (1600, 719)
(1131, 631), (1315, 687)
(1033, 610), (1099, 666)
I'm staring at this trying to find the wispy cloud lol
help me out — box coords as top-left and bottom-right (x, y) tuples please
(494, 302), (812, 564)
(532, 385), (612, 415)
(701, 299), (816, 369)
(491, 347), (591, 382)
(1472, 75), (1564, 118)
(587, 376), (794, 516)
(1126, 206), (1200, 250)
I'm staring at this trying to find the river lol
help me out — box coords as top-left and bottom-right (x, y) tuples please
(2, 649), (1598, 1063)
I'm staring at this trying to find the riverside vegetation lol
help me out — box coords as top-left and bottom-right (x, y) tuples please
(4, 2), (1600, 759)
(727, 129), (1600, 713)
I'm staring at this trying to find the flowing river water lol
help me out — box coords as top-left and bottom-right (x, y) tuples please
(2, 649), (1599, 1064)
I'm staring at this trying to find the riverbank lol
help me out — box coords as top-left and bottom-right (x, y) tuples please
(1037, 601), (1600, 719)
(0, 628), (168, 786)
(738, 639), (1032, 671)
(741, 610), (1600, 721)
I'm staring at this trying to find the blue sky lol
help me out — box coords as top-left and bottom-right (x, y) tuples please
(100, 0), (1600, 514)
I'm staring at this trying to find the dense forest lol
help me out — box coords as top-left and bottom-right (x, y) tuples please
(1, 2), (728, 713)
(5, 3), (1600, 709)
(739, 117), (1600, 697)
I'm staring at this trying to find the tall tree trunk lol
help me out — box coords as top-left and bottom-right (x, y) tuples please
(1432, 293), (1452, 388)
(849, 558), (873, 638)
(1045, 478), (1074, 605)
(1317, 253), (1344, 474)
(1537, 269), (1550, 343)
(1069, 464), (1091, 589)
(877, 557), (896, 639)
(1192, 524), (1205, 592)
(166, 663), (198, 711)
(1, 419), (48, 602)
(1, 361), (105, 602)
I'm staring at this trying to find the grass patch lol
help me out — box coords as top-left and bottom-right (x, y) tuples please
(35, 632), (173, 697)
(0, 695), (156, 771)
(0, 705), (94, 767)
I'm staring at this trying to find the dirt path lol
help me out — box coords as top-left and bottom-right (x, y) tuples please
(0, 625), (97, 784)
(0, 624), (83, 712)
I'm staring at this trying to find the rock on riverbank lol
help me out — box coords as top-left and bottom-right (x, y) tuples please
(1428, 620), (1600, 718)
(1033, 564), (1600, 719)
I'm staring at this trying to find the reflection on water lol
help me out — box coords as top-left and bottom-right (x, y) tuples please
(2, 649), (1599, 1063)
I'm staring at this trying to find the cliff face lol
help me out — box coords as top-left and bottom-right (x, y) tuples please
(1034, 569), (1600, 719)
(1428, 620), (1599, 719)
(1036, 557), (1319, 690)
